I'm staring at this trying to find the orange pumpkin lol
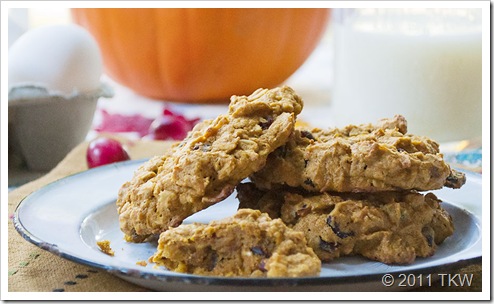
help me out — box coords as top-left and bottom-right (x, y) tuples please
(71, 8), (330, 103)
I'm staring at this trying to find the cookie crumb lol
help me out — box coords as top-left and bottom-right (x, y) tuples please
(136, 260), (147, 267)
(96, 240), (115, 256)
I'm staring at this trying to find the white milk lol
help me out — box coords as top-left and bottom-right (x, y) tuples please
(331, 8), (482, 142)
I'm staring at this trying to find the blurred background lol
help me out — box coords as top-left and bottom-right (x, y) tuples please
(8, 6), (483, 188)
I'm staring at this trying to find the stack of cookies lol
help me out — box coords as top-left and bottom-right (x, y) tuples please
(116, 86), (465, 277)
(117, 86), (323, 277)
(237, 114), (466, 264)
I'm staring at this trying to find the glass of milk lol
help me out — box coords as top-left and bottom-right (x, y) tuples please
(331, 8), (482, 142)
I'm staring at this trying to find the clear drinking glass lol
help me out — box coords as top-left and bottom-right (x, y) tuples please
(331, 8), (482, 142)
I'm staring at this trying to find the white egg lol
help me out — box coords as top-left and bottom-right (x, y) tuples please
(8, 24), (103, 95)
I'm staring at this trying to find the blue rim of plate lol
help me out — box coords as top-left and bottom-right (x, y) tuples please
(12, 159), (483, 288)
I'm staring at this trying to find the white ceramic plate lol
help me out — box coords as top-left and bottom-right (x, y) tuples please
(13, 160), (482, 292)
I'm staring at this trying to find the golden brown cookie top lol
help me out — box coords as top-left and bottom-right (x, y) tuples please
(229, 86), (303, 118)
(251, 115), (465, 192)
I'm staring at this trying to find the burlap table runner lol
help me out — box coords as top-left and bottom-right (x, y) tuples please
(8, 140), (482, 292)
(8, 139), (172, 292)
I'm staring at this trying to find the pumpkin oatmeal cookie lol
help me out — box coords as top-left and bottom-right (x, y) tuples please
(116, 86), (303, 242)
(236, 183), (454, 265)
(250, 115), (466, 193)
(150, 209), (321, 277)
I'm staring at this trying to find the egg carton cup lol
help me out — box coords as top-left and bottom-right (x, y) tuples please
(8, 84), (113, 172)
